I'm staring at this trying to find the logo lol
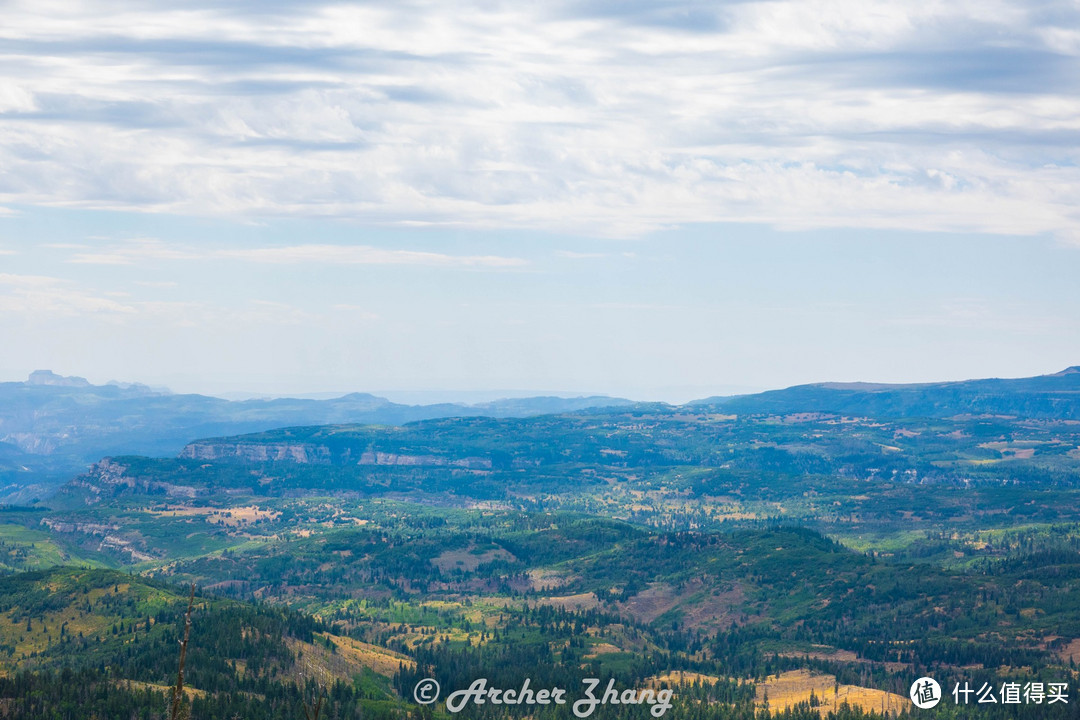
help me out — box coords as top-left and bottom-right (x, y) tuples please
(414, 678), (440, 705)
(430, 677), (672, 717)
(910, 677), (941, 709)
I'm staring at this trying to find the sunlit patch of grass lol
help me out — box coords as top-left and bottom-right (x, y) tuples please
(756, 669), (906, 717)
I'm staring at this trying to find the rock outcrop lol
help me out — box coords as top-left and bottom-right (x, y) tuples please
(179, 441), (493, 469)
(180, 442), (332, 464)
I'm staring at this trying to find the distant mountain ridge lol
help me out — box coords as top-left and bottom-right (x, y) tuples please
(692, 366), (1080, 419)
(25, 369), (93, 388)
(0, 371), (632, 500)
(7, 366), (1080, 503)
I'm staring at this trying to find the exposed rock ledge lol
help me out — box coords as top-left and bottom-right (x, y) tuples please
(357, 451), (491, 469)
(180, 442), (332, 464)
(179, 442), (493, 469)
(73, 458), (202, 500)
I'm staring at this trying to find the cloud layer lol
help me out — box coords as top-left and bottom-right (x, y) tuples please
(0, 0), (1078, 238)
(65, 239), (525, 267)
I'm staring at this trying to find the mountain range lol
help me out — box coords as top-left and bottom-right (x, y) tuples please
(4, 366), (1079, 503)
(697, 365), (1080, 419)
(0, 371), (631, 501)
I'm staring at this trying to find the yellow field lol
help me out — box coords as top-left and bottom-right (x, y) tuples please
(284, 632), (414, 686)
(527, 568), (573, 590)
(325, 633), (416, 677)
(118, 679), (206, 700)
(756, 669), (907, 716)
(778, 646), (859, 663)
(147, 505), (280, 526)
(1053, 638), (1080, 662)
(536, 592), (600, 611)
(583, 642), (622, 658)
(649, 671), (726, 686)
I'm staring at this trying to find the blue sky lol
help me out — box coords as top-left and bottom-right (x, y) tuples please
(1, 0), (1078, 401)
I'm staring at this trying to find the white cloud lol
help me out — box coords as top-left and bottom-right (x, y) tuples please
(67, 239), (526, 267)
(69, 239), (202, 265)
(216, 244), (526, 267)
(132, 279), (179, 288)
(0, 271), (332, 325)
(0, 272), (136, 316)
(331, 303), (379, 320)
(0, 272), (64, 287)
(556, 250), (607, 259)
(887, 298), (1074, 334)
(0, 0), (1077, 239)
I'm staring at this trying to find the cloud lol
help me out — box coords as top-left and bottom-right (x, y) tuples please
(132, 279), (179, 287)
(0, 272), (61, 287)
(591, 302), (686, 311)
(0, 272), (332, 325)
(0, 0), (1077, 239)
(69, 239), (201, 264)
(887, 298), (1073, 334)
(67, 239), (526, 267)
(331, 303), (379, 320)
(216, 244), (526, 267)
(0, 272), (136, 316)
(556, 250), (608, 259)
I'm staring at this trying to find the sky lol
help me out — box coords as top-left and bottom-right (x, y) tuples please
(0, 0), (1078, 402)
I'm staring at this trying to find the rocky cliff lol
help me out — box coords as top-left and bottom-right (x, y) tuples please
(66, 458), (204, 503)
(179, 441), (492, 469)
(179, 442), (333, 464)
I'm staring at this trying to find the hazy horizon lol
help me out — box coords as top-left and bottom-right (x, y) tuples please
(5, 364), (1077, 408)
(1, 365), (770, 404)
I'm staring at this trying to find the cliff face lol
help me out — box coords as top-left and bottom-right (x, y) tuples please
(68, 458), (203, 503)
(0, 372), (627, 487)
(179, 442), (333, 464)
(356, 451), (492, 469)
(178, 441), (493, 469)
